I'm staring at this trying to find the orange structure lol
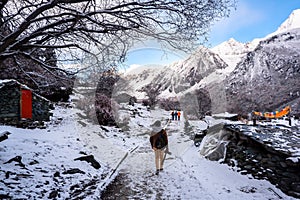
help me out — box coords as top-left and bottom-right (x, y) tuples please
(253, 106), (291, 119)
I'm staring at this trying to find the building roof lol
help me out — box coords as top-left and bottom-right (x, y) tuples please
(0, 79), (50, 102)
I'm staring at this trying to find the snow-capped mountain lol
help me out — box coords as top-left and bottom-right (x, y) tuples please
(123, 9), (300, 116)
(122, 46), (227, 99)
(224, 9), (300, 116)
(122, 64), (165, 99)
(211, 38), (254, 69)
(212, 9), (300, 70)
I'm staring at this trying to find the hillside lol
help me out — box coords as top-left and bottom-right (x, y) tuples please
(225, 29), (300, 116)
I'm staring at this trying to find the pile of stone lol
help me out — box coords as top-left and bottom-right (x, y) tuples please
(224, 124), (300, 198)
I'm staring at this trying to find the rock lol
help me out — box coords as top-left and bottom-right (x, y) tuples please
(287, 191), (300, 199)
(244, 165), (253, 170)
(48, 190), (59, 199)
(62, 168), (85, 175)
(0, 131), (10, 142)
(78, 121), (87, 127)
(291, 182), (300, 193)
(29, 160), (39, 165)
(100, 126), (109, 132)
(256, 154), (263, 160)
(239, 186), (257, 193)
(53, 171), (60, 177)
(279, 162), (287, 168)
(0, 194), (11, 199)
(282, 171), (295, 178)
(4, 155), (26, 168)
(74, 155), (101, 169)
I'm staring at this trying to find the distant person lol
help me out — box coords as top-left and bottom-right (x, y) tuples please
(177, 111), (181, 121)
(171, 111), (175, 120)
(150, 127), (168, 175)
(174, 111), (178, 120)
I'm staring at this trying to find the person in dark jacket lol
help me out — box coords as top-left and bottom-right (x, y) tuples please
(171, 111), (175, 120)
(150, 129), (168, 175)
(174, 111), (178, 120)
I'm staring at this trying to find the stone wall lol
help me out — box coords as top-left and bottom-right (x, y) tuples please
(32, 93), (51, 122)
(224, 127), (300, 198)
(0, 82), (20, 124)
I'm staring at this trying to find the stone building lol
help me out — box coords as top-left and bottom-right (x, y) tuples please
(0, 79), (52, 125)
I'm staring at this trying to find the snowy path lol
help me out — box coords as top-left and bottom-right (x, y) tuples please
(100, 118), (216, 200)
(97, 113), (294, 200)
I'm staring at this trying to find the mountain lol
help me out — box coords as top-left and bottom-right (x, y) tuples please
(212, 9), (300, 70)
(121, 64), (165, 99)
(211, 38), (254, 70)
(224, 9), (300, 116)
(122, 46), (228, 100)
(225, 28), (300, 116)
(122, 9), (300, 117)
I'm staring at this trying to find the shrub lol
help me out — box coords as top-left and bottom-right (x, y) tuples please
(95, 93), (119, 126)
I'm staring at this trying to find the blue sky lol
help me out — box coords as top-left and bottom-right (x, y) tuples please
(209, 0), (300, 47)
(123, 0), (300, 69)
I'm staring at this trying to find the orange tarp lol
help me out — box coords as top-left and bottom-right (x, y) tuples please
(253, 106), (291, 119)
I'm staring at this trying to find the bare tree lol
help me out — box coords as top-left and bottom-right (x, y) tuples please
(140, 84), (162, 108)
(0, 0), (235, 73)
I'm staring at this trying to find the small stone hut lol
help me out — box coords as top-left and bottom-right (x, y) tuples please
(0, 79), (52, 124)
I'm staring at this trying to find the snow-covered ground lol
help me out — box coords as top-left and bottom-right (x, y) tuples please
(0, 102), (297, 199)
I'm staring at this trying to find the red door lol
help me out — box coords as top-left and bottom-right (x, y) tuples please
(21, 89), (32, 119)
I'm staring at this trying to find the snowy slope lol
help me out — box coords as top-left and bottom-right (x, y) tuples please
(1, 99), (298, 199)
(0, 104), (109, 199)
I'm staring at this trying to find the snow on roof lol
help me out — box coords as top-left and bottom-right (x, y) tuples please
(0, 79), (31, 90)
(0, 79), (50, 102)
